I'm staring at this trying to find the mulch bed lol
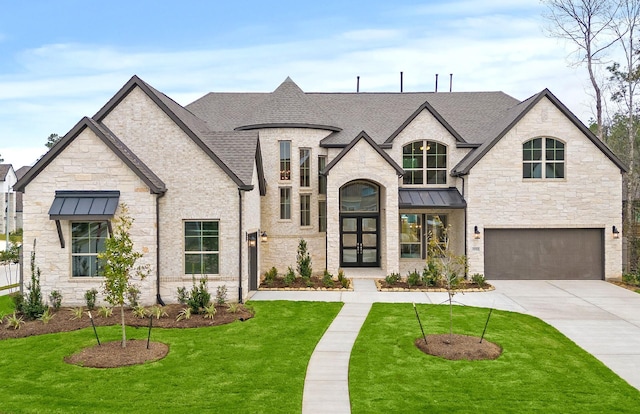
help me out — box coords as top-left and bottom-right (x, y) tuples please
(610, 280), (640, 293)
(415, 334), (502, 360)
(259, 275), (352, 290)
(1, 303), (253, 368)
(377, 280), (494, 292)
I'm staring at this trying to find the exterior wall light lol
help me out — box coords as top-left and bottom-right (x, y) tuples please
(474, 226), (481, 239)
(261, 231), (268, 243)
(613, 225), (620, 239)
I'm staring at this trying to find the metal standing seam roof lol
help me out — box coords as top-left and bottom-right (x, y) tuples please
(398, 188), (466, 209)
(48, 191), (120, 220)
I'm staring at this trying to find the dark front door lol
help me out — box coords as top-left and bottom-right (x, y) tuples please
(340, 215), (379, 267)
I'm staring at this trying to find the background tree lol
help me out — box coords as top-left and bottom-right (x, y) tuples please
(98, 204), (149, 348)
(0, 154), (4, 162)
(45, 133), (60, 149)
(542, 0), (621, 140)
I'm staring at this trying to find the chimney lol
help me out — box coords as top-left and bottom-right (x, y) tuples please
(435, 74), (439, 92)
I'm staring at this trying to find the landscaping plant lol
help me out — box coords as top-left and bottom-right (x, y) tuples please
(69, 307), (84, 320)
(84, 288), (98, 310)
(322, 270), (335, 288)
(284, 266), (296, 286)
(296, 239), (312, 282)
(215, 285), (228, 305)
(21, 239), (47, 320)
(263, 266), (278, 286)
(337, 269), (349, 288)
(98, 204), (149, 348)
(49, 290), (62, 311)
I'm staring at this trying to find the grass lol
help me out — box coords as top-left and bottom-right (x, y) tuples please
(0, 294), (14, 314)
(349, 303), (640, 413)
(0, 301), (342, 413)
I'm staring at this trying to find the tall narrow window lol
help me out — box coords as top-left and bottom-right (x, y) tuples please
(71, 222), (109, 277)
(280, 141), (291, 180)
(300, 194), (311, 226)
(402, 141), (447, 185)
(300, 148), (311, 187)
(523, 138), (565, 179)
(400, 214), (421, 258)
(318, 155), (327, 195)
(319, 200), (327, 232)
(280, 187), (291, 219)
(184, 221), (219, 274)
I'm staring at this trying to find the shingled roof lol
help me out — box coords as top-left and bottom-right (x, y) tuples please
(0, 164), (11, 181)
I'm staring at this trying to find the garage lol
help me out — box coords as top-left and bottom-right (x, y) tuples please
(484, 228), (604, 280)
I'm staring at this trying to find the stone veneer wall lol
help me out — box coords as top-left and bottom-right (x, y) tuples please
(258, 128), (331, 276)
(103, 87), (250, 302)
(22, 128), (158, 306)
(465, 97), (623, 279)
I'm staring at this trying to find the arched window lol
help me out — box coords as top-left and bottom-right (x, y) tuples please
(523, 138), (565, 179)
(402, 141), (447, 185)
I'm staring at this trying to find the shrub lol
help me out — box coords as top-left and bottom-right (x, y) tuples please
(69, 307), (84, 320)
(176, 307), (191, 321)
(471, 273), (487, 288)
(385, 272), (400, 285)
(284, 266), (296, 286)
(22, 240), (47, 320)
(178, 277), (211, 314)
(10, 292), (24, 313)
(49, 290), (62, 311)
(215, 285), (228, 305)
(622, 272), (640, 286)
(407, 270), (422, 287)
(264, 267), (278, 285)
(132, 304), (147, 319)
(84, 288), (98, 310)
(204, 303), (217, 319)
(227, 302), (240, 313)
(127, 285), (141, 307)
(322, 270), (335, 288)
(149, 305), (168, 319)
(6, 312), (23, 330)
(296, 239), (312, 281)
(38, 308), (54, 324)
(337, 269), (349, 288)
(422, 260), (440, 286)
(98, 306), (113, 318)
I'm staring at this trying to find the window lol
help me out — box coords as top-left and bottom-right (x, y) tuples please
(300, 194), (311, 226)
(184, 221), (219, 274)
(399, 214), (447, 259)
(300, 148), (311, 187)
(280, 187), (291, 219)
(318, 155), (327, 195)
(319, 200), (327, 232)
(523, 138), (565, 179)
(402, 141), (447, 185)
(71, 222), (109, 277)
(280, 141), (291, 180)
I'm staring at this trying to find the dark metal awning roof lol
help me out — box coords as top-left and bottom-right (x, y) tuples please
(49, 191), (120, 220)
(398, 188), (466, 209)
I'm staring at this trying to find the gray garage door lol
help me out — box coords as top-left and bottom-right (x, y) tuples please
(484, 228), (604, 280)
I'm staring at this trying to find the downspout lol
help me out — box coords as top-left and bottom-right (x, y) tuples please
(156, 191), (166, 306)
(238, 189), (243, 304)
(460, 175), (468, 279)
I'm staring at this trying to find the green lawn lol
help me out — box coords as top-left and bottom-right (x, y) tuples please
(349, 303), (640, 413)
(0, 294), (13, 314)
(0, 301), (342, 413)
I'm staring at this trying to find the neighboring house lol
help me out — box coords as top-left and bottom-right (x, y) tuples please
(0, 164), (17, 235)
(14, 166), (30, 231)
(14, 75), (626, 305)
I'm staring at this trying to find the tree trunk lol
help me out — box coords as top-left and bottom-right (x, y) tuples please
(121, 304), (127, 348)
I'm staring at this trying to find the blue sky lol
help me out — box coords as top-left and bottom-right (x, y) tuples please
(0, 0), (591, 168)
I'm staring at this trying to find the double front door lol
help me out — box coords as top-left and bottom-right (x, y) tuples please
(340, 215), (379, 267)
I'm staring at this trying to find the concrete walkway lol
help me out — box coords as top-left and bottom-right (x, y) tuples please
(249, 279), (640, 413)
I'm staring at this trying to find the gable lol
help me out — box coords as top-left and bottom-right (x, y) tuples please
(324, 131), (403, 176)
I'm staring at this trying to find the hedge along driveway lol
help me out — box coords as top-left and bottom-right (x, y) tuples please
(349, 303), (640, 413)
(0, 301), (342, 413)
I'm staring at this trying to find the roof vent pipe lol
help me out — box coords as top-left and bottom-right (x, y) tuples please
(357, 76), (360, 93)
(435, 74), (439, 92)
(450, 73), (453, 92)
(400, 71), (403, 93)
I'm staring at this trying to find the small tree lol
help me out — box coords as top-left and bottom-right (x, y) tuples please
(296, 239), (312, 280)
(98, 205), (149, 348)
(22, 239), (47, 320)
(427, 218), (467, 343)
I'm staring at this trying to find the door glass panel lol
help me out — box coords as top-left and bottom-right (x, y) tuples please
(340, 182), (379, 212)
(343, 234), (357, 247)
(343, 218), (357, 232)
(342, 249), (357, 263)
(362, 249), (377, 263)
(362, 218), (377, 232)
(362, 233), (377, 247)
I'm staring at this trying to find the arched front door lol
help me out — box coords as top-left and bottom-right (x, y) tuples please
(340, 181), (380, 267)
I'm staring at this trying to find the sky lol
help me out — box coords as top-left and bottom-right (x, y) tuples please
(0, 0), (604, 168)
